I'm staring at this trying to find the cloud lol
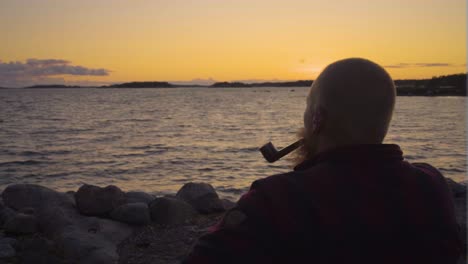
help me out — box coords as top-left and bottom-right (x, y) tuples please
(0, 58), (110, 87)
(384, 62), (457, 69)
(26, 58), (69, 66)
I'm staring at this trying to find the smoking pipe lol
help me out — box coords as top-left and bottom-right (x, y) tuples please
(259, 138), (304, 163)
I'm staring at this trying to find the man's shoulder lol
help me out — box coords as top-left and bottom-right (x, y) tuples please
(252, 171), (296, 188)
(249, 163), (332, 198)
(253, 162), (332, 187)
(251, 170), (307, 193)
(409, 162), (444, 179)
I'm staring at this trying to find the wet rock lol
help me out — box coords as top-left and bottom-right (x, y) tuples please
(19, 250), (64, 264)
(2, 184), (73, 210)
(0, 183), (134, 264)
(149, 197), (197, 225)
(0, 199), (14, 227)
(0, 242), (15, 258)
(17, 236), (64, 264)
(0, 238), (18, 250)
(163, 194), (177, 199)
(110, 202), (151, 225)
(37, 205), (75, 237)
(39, 204), (132, 264)
(0, 207), (16, 227)
(4, 213), (38, 235)
(64, 191), (76, 206)
(221, 199), (236, 210)
(125, 191), (155, 204)
(75, 184), (126, 216)
(176, 182), (225, 214)
(18, 207), (35, 215)
(446, 178), (466, 197)
(56, 218), (132, 264)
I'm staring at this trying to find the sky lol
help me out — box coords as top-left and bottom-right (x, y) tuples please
(0, 0), (466, 87)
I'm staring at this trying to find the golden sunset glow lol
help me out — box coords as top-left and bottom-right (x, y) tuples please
(1, 0), (465, 86)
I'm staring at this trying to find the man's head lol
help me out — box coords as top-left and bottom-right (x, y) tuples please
(297, 58), (396, 162)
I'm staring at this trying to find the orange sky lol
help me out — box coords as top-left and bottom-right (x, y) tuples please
(0, 0), (465, 86)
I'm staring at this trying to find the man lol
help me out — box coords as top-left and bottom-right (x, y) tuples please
(184, 58), (462, 263)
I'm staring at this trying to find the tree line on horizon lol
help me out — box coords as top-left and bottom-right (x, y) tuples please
(11, 73), (467, 96)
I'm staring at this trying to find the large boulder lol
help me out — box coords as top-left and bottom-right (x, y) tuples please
(0, 239), (15, 259)
(75, 184), (126, 216)
(0, 183), (134, 264)
(176, 182), (224, 214)
(75, 217), (132, 263)
(64, 191), (77, 206)
(0, 207), (16, 227)
(18, 207), (36, 216)
(110, 203), (151, 225)
(39, 204), (132, 264)
(221, 199), (236, 211)
(37, 205), (76, 237)
(149, 197), (197, 225)
(4, 213), (38, 235)
(2, 184), (73, 210)
(16, 236), (63, 264)
(125, 191), (155, 204)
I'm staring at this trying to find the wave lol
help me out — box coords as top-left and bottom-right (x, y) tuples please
(127, 144), (168, 150)
(216, 186), (247, 195)
(128, 145), (152, 150)
(404, 155), (426, 160)
(29, 128), (95, 135)
(19, 151), (43, 156)
(144, 149), (168, 155)
(112, 153), (148, 158)
(44, 172), (74, 178)
(91, 135), (122, 143)
(439, 167), (466, 173)
(19, 150), (73, 156)
(215, 147), (258, 154)
(0, 160), (43, 166)
(197, 167), (214, 172)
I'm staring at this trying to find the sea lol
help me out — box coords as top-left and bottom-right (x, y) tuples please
(0, 88), (466, 200)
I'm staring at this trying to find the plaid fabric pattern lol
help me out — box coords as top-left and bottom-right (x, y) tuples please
(184, 144), (462, 263)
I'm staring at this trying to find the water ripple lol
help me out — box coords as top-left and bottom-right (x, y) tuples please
(0, 88), (465, 199)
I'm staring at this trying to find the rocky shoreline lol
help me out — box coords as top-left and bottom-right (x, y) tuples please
(0, 179), (465, 264)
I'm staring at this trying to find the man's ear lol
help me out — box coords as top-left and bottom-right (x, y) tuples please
(311, 106), (326, 134)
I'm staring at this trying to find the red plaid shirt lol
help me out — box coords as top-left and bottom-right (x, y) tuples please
(184, 144), (462, 263)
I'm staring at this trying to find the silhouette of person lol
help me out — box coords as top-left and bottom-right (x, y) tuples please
(184, 58), (462, 264)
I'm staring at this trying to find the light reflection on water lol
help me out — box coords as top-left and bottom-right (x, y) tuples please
(0, 88), (465, 200)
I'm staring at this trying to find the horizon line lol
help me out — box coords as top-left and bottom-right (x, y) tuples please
(1, 72), (466, 89)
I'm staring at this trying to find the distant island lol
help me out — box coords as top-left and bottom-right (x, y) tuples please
(26, 84), (82, 89)
(211, 82), (252, 88)
(394, 74), (466, 96)
(210, 80), (312, 88)
(101, 82), (173, 88)
(12, 73), (467, 96)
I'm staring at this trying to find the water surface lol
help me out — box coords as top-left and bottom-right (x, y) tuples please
(0, 88), (465, 200)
